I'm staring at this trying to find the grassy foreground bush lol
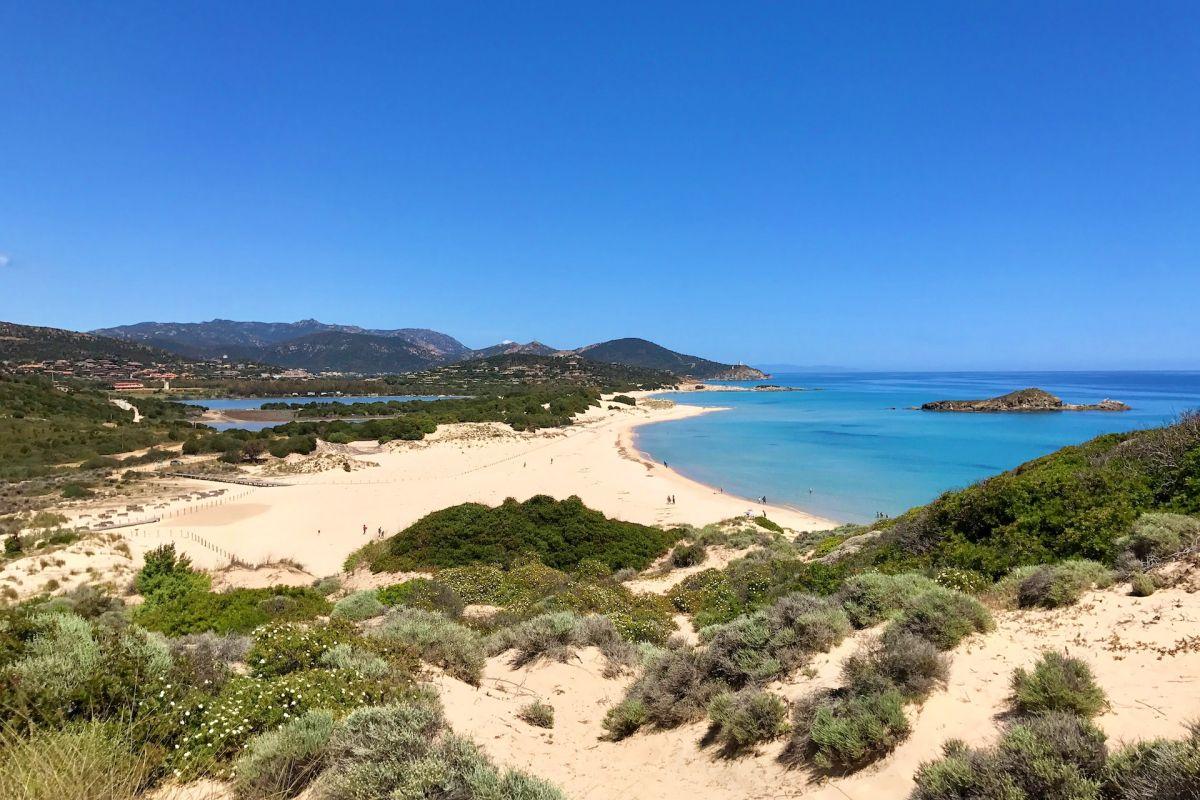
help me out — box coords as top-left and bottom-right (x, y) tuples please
(706, 688), (789, 752)
(233, 709), (335, 799)
(886, 587), (992, 650)
(912, 711), (1108, 800)
(317, 692), (564, 799)
(1011, 651), (1107, 719)
(0, 721), (153, 800)
(787, 688), (910, 772)
(330, 590), (385, 622)
(368, 608), (485, 684)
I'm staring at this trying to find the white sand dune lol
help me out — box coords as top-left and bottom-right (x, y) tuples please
(128, 398), (836, 576)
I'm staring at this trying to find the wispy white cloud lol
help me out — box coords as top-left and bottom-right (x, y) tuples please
(0, 253), (10, 268)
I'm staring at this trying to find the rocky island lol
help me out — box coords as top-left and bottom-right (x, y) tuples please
(920, 387), (1130, 412)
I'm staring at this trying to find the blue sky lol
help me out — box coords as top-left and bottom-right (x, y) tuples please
(1, 1), (1197, 369)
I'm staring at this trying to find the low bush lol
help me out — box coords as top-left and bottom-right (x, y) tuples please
(753, 516), (784, 533)
(233, 709), (335, 799)
(245, 621), (354, 679)
(886, 587), (992, 650)
(835, 572), (941, 629)
(319, 643), (390, 678)
(169, 631), (250, 690)
(436, 564), (506, 604)
(604, 641), (720, 737)
(318, 693), (564, 800)
(603, 698), (650, 739)
(330, 590), (386, 622)
(787, 688), (910, 772)
(1117, 512), (1200, 568)
(169, 668), (396, 778)
(368, 608), (485, 684)
(1011, 651), (1107, 719)
(706, 688), (789, 752)
(377, 578), (465, 618)
(312, 576), (342, 596)
(135, 584), (330, 635)
(1012, 560), (1115, 609)
(1104, 720), (1200, 800)
(671, 542), (707, 568)
(1129, 572), (1157, 597)
(703, 594), (850, 686)
(842, 629), (949, 699)
(518, 700), (555, 729)
(911, 711), (1107, 800)
(486, 611), (635, 670)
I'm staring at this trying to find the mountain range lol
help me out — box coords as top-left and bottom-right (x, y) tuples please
(85, 319), (766, 379)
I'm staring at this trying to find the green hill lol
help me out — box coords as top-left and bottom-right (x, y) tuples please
(837, 411), (1200, 579)
(579, 337), (764, 379)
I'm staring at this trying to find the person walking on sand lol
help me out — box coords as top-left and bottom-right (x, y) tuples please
(362, 524), (367, 535)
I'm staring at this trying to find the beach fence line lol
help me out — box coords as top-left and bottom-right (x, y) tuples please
(164, 472), (286, 488)
(156, 487), (256, 520)
(120, 526), (237, 563)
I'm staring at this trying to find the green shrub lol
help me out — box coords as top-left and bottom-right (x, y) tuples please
(330, 590), (386, 622)
(372, 495), (677, 572)
(368, 607), (485, 684)
(706, 688), (789, 752)
(487, 611), (636, 670)
(60, 483), (94, 499)
(0, 721), (154, 800)
(319, 693), (564, 800)
(886, 587), (992, 650)
(1117, 512), (1200, 567)
(134, 571), (330, 636)
(788, 688), (910, 772)
(1011, 651), (1107, 719)
(312, 576), (342, 596)
(233, 709), (335, 799)
(703, 594), (850, 686)
(602, 698), (650, 740)
(753, 516), (784, 533)
(170, 668), (396, 777)
(835, 572), (941, 629)
(842, 629), (949, 699)
(605, 641), (719, 737)
(670, 542), (707, 568)
(933, 567), (990, 594)
(525, 578), (676, 644)
(377, 578), (465, 618)
(1013, 560), (1115, 609)
(611, 394), (636, 406)
(912, 711), (1107, 800)
(518, 699), (555, 728)
(1104, 721), (1200, 800)
(435, 564), (506, 604)
(1130, 572), (1157, 597)
(245, 621), (353, 679)
(319, 643), (390, 678)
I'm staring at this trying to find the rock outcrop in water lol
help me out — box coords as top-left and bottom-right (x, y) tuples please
(920, 387), (1130, 413)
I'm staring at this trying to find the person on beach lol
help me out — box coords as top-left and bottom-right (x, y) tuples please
(362, 524), (367, 535)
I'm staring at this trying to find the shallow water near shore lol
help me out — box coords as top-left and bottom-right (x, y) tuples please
(637, 371), (1200, 524)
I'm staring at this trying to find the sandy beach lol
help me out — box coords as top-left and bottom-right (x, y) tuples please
(122, 396), (837, 577)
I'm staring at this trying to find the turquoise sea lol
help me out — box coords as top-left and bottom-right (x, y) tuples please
(636, 372), (1200, 524)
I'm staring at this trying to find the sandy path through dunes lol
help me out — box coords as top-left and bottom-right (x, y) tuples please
(132, 400), (837, 575)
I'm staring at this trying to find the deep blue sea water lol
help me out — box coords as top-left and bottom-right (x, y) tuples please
(636, 372), (1200, 524)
